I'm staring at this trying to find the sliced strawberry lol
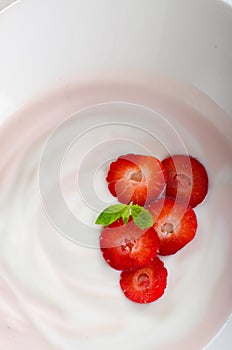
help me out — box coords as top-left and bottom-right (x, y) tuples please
(120, 257), (168, 304)
(162, 155), (208, 208)
(100, 219), (159, 271)
(147, 197), (197, 256)
(106, 154), (166, 206)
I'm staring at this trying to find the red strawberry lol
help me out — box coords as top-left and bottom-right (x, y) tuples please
(147, 197), (197, 256)
(106, 154), (166, 206)
(120, 257), (167, 304)
(100, 219), (159, 271)
(162, 155), (208, 208)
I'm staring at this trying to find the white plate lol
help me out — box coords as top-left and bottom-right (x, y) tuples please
(0, 1), (231, 349)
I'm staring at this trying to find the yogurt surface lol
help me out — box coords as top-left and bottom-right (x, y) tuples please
(0, 74), (231, 350)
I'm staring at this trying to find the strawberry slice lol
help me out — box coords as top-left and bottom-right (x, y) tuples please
(162, 155), (208, 208)
(100, 219), (160, 271)
(120, 257), (168, 304)
(147, 197), (197, 255)
(106, 154), (166, 206)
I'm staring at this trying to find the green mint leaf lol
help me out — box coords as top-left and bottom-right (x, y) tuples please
(95, 202), (153, 229)
(121, 206), (130, 224)
(95, 204), (127, 226)
(131, 205), (153, 229)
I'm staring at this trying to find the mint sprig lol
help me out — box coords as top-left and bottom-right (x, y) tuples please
(95, 203), (153, 230)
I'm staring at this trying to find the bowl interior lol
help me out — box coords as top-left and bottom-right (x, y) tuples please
(0, 74), (231, 350)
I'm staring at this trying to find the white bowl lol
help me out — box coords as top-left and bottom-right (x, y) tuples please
(0, 1), (231, 349)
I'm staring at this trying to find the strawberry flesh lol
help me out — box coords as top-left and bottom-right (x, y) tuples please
(162, 155), (208, 208)
(106, 154), (166, 206)
(120, 257), (168, 304)
(100, 219), (160, 271)
(147, 197), (197, 255)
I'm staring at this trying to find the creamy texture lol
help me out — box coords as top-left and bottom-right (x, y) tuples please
(0, 74), (232, 350)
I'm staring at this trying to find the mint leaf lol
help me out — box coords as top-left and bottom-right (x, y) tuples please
(95, 204), (128, 226)
(131, 205), (153, 229)
(95, 203), (153, 229)
(121, 206), (130, 224)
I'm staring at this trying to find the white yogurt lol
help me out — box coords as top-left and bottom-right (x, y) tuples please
(0, 73), (231, 350)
